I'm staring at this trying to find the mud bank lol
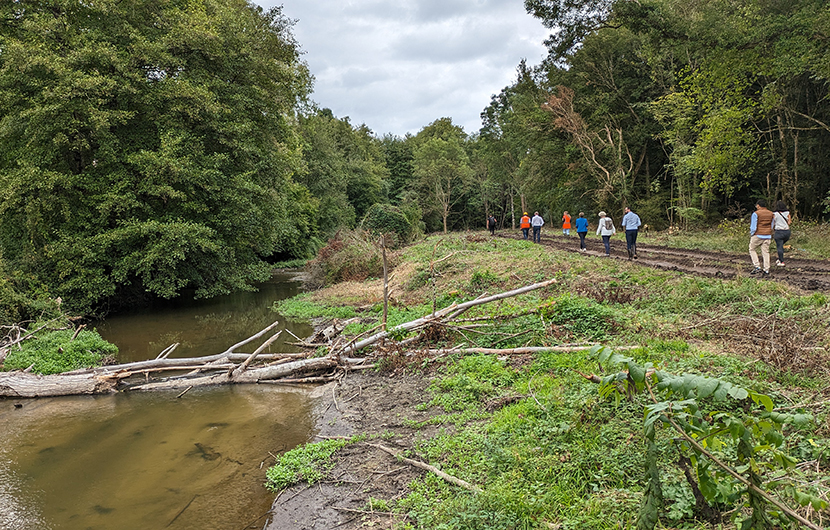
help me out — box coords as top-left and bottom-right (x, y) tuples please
(264, 372), (436, 530)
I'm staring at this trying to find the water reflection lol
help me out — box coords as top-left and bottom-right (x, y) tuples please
(0, 386), (317, 530)
(95, 272), (313, 362)
(2, 272), (322, 529)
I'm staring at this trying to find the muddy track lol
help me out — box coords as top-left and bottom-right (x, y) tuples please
(497, 232), (830, 293)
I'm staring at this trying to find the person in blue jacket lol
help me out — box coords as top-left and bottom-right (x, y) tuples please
(574, 212), (589, 251)
(621, 206), (642, 260)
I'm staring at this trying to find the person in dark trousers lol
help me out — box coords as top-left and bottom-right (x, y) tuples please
(772, 200), (791, 267)
(520, 212), (531, 240)
(749, 199), (774, 276)
(531, 211), (544, 243)
(621, 206), (642, 259)
(596, 211), (615, 256)
(574, 212), (589, 251)
(488, 214), (497, 236)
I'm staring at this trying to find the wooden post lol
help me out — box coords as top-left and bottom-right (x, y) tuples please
(381, 234), (389, 331)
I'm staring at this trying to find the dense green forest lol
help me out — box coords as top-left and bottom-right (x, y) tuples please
(1, 0), (829, 317)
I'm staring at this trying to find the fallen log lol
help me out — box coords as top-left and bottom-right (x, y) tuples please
(343, 278), (558, 353)
(0, 371), (127, 398)
(126, 357), (338, 392)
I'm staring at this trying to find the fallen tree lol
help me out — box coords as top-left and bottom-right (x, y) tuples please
(1, 277), (565, 398)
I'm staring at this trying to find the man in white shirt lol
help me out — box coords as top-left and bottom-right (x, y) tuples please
(531, 212), (544, 243)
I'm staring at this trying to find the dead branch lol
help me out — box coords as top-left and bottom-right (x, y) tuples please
(367, 443), (482, 493)
(344, 278), (557, 353)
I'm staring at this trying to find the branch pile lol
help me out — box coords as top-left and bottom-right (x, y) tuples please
(1, 277), (584, 398)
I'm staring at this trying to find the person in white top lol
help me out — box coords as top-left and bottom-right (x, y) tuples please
(596, 211), (616, 256)
(772, 200), (791, 267)
(531, 212), (544, 243)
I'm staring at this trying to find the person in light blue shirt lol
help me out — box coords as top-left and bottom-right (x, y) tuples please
(574, 212), (589, 251)
(620, 207), (642, 260)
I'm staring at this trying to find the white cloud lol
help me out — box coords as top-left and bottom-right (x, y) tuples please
(254, 0), (550, 136)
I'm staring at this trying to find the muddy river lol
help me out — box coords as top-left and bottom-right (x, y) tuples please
(1, 272), (319, 530)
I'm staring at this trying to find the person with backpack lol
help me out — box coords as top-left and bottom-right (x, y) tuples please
(488, 214), (497, 236)
(531, 211), (544, 243)
(772, 200), (791, 267)
(596, 211), (616, 256)
(575, 212), (589, 251)
(520, 212), (531, 240)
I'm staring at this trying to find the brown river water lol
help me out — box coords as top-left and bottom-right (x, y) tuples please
(0, 272), (320, 530)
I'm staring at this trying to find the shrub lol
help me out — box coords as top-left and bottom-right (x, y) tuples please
(360, 203), (421, 247)
(540, 293), (618, 340)
(3, 326), (118, 374)
(304, 230), (391, 287)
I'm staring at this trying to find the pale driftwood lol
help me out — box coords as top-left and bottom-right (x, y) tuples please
(0, 371), (126, 398)
(345, 278), (558, 353)
(127, 357), (337, 392)
(155, 343), (179, 360)
(232, 330), (283, 377)
(368, 443), (482, 493)
(421, 345), (600, 356)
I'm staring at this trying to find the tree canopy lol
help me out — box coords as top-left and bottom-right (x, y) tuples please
(0, 0), (315, 313)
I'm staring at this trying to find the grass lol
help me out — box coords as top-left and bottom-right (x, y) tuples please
(3, 326), (118, 374)
(268, 231), (830, 529)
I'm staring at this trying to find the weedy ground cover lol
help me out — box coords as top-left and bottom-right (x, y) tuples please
(270, 232), (830, 529)
(3, 325), (118, 374)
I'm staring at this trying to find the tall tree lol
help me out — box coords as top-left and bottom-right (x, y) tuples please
(412, 119), (473, 233)
(0, 0), (315, 313)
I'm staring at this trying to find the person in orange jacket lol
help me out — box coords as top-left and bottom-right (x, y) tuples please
(562, 211), (572, 236)
(520, 212), (531, 240)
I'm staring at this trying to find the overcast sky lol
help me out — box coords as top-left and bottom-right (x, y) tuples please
(252, 0), (551, 137)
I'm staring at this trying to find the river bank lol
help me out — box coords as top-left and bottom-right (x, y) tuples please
(261, 232), (830, 529)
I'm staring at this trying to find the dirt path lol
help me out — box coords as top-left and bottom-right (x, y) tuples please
(503, 232), (830, 292)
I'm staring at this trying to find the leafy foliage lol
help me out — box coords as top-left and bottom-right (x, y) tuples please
(265, 438), (351, 492)
(3, 327), (117, 375)
(0, 0), (316, 314)
(590, 345), (827, 529)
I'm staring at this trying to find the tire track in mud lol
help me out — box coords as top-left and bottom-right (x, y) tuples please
(496, 232), (830, 293)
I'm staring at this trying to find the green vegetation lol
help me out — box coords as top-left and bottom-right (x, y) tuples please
(265, 437), (356, 492)
(3, 0), (830, 319)
(3, 326), (118, 375)
(0, 0), (315, 315)
(275, 233), (830, 529)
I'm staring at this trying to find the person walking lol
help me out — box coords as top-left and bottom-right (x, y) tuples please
(575, 212), (589, 251)
(621, 206), (642, 260)
(531, 211), (544, 243)
(596, 211), (615, 256)
(749, 199), (774, 276)
(562, 211), (572, 236)
(772, 200), (791, 267)
(488, 214), (497, 236)
(520, 212), (531, 240)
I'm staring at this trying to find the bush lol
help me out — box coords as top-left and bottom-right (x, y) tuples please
(0, 258), (62, 326)
(3, 326), (118, 374)
(304, 230), (392, 287)
(360, 203), (421, 247)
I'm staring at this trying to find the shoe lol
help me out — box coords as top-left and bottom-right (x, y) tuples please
(776, 260), (785, 267)
(749, 267), (761, 275)
(604, 253), (610, 257)
(633, 254), (638, 260)
(762, 271), (770, 277)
